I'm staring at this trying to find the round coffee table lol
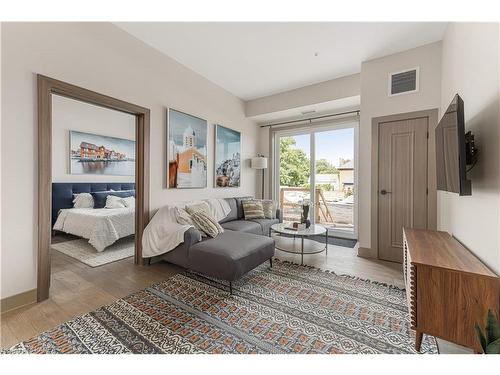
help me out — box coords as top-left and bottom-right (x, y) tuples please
(269, 223), (328, 265)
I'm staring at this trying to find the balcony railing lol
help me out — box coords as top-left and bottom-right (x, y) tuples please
(279, 186), (354, 232)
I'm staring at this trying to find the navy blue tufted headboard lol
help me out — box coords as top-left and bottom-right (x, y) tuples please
(52, 182), (135, 225)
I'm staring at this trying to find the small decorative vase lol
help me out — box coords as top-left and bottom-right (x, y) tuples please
(301, 205), (310, 228)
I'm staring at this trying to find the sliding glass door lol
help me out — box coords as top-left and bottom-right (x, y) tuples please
(274, 121), (357, 239)
(277, 133), (311, 224)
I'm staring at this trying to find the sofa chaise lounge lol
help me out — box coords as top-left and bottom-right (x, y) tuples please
(150, 197), (280, 293)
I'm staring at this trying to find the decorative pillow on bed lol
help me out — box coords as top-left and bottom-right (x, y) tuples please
(72, 193), (94, 208)
(242, 199), (265, 220)
(121, 196), (135, 208)
(189, 211), (224, 238)
(105, 195), (127, 209)
(91, 190), (135, 208)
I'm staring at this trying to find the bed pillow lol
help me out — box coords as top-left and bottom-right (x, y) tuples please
(72, 193), (94, 208)
(189, 211), (224, 238)
(91, 190), (135, 208)
(242, 199), (265, 220)
(105, 195), (127, 209)
(121, 196), (135, 208)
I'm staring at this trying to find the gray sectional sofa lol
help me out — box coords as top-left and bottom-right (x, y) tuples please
(152, 197), (281, 293)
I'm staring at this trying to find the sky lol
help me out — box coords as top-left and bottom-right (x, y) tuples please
(216, 125), (240, 162)
(292, 128), (354, 167)
(169, 108), (207, 149)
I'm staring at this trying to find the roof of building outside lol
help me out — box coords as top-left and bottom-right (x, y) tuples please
(338, 160), (353, 170)
(315, 174), (339, 184)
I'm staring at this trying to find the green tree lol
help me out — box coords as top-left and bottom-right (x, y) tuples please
(279, 137), (310, 187)
(315, 159), (339, 175)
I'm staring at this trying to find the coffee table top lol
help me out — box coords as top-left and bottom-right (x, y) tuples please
(271, 223), (327, 236)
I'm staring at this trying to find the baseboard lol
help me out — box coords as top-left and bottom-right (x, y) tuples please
(357, 246), (377, 259)
(1, 289), (37, 314)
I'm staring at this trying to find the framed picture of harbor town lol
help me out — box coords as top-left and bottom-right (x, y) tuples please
(167, 109), (207, 188)
(69, 130), (136, 176)
(215, 125), (241, 187)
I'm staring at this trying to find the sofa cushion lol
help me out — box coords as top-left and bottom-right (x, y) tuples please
(220, 220), (262, 235)
(250, 218), (279, 236)
(188, 230), (275, 281)
(235, 196), (253, 219)
(242, 200), (265, 220)
(219, 198), (238, 224)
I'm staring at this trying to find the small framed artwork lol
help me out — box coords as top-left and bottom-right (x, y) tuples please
(215, 124), (241, 187)
(167, 108), (208, 188)
(69, 130), (135, 176)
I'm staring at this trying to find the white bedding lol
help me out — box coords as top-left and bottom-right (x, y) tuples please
(53, 207), (135, 252)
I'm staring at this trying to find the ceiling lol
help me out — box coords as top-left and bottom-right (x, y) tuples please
(116, 22), (447, 101)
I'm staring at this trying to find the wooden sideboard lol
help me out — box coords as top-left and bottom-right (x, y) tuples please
(403, 227), (499, 353)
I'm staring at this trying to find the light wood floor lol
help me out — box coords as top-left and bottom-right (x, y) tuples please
(1, 246), (182, 349)
(1, 238), (471, 353)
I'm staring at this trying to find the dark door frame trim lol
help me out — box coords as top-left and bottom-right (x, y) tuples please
(37, 75), (150, 302)
(368, 108), (438, 261)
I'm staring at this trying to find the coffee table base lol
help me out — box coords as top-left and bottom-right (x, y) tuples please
(270, 230), (328, 266)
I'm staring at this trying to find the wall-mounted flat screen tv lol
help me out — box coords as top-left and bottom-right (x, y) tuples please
(435, 94), (473, 196)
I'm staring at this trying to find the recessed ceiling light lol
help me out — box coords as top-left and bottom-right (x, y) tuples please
(314, 52), (319, 57)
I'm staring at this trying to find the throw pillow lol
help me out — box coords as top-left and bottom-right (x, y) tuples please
(190, 211), (224, 238)
(175, 207), (206, 237)
(242, 200), (265, 220)
(175, 207), (195, 226)
(72, 193), (94, 208)
(105, 195), (127, 209)
(121, 196), (135, 208)
(185, 201), (211, 216)
(260, 199), (277, 219)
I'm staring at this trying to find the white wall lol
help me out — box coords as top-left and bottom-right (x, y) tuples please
(1, 22), (259, 299)
(52, 95), (136, 183)
(358, 42), (442, 254)
(438, 23), (500, 274)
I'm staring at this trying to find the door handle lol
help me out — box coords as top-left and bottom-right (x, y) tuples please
(380, 189), (392, 195)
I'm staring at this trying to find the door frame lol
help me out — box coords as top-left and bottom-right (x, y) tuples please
(270, 117), (359, 239)
(370, 109), (438, 260)
(37, 75), (150, 302)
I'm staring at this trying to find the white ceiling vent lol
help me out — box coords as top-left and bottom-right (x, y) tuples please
(389, 67), (419, 96)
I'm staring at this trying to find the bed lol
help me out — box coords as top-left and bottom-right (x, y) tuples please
(52, 183), (135, 252)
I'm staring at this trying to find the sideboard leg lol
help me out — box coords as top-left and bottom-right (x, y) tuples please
(415, 331), (423, 352)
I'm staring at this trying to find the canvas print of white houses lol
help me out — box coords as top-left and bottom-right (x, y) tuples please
(168, 109), (208, 188)
(215, 125), (241, 187)
(70, 131), (135, 176)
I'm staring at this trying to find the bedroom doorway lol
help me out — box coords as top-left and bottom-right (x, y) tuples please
(38, 75), (150, 302)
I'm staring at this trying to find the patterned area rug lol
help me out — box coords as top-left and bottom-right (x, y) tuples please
(51, 237), (134, 267)
(4, 260), (437, 354)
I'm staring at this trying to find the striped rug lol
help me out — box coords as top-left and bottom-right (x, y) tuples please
(4, 260), (437, 354)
